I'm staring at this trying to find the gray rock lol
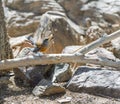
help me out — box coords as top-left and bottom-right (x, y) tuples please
(85, 26), (105, 43)
(63, 46), (116, 62)
(33, 11), (84, 53)
(52, 63), (72, 82)
(14, 47), (53, 87)
(32, 79), (65, 96)
(58, 0), (120, 34)
(85, 47), (117, 62)
(111, 37), (120, 59)
(4, 0), (64, 14)
(0, 76), (11, 84)
(57, 0), (88, 26)
(67, 66), (120, 98)
(4, 6), (40, 37)
(4, 0), (64, 37)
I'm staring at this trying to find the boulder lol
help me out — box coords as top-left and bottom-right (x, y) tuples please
(67, 66), (120, 98)
(4, 0), (64, 37)
(4, 0), (64, 14)
(0, 76), (11, 85)
(4, 7), (40, 37)
(62, 46), (118, 70)
(85, 25), (105, 44)
(62, 46), (116, 62)
(57, 0), (120, 33)
(57, 0), (88, 26)
(14, 47), (53, 87)
(111, 37), (120, 59)
(32, 79), (65, 96)
(33, 11), (84, 53)
(51, 63), (72, 82)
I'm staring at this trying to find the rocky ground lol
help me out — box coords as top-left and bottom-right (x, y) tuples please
(1, 0), (120, 104)
(1, 84), (120, 104)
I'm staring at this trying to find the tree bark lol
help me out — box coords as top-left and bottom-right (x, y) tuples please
(0, 0), (13, 60)
(0, 1), (13, 75)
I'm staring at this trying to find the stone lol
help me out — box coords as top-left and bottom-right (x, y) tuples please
(14, 47), (53, 87)
(5, 8), (40, 37)
(51, 63), (72, 82)
(33, 11), (84, 53)
(5, 0), (64, 14)
(67, 66), (120, 98)
(9, 34), (34, 57)
(85, 47), (117, 62)
(57, 0), (120, 34)
(57, 0), (88, 26)
(4, 0), (65, 37)
(63, 46), (116, 62)
(32, 79), (65, 96)
(57, 97), (72, 104)
(0, 76), (11, 85)
(111, 37), (120, 59)
(62, 46), (118, 71)
(85, 26), (105, 43)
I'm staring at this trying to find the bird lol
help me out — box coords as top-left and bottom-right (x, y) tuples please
(32, 34), (54, 53)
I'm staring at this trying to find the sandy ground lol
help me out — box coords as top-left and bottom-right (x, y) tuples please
(0, 83), (120, 104)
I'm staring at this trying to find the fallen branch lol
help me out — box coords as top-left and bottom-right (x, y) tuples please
(0, 54), (120, 70)
(77, 29), (120, 54)
(1, 29), (120, 70)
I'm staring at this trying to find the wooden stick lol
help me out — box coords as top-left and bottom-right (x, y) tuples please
(0, 54), (120, 70)
(1, 29), (120, 70)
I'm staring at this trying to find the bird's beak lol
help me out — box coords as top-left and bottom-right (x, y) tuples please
(32, 46), (40, 53)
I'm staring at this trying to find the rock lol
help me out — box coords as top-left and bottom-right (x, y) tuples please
(4, 0), (65, 37)
(67, 66), (120, 98)
(0, 76), (11, 84)
(32, 79), (65, 96)
(85, 26), (105, 43)
(63, 46), (116, 62)
(9, 34), (34, 57)
(111, 37), (120, 59)
(14, 47), (53, 87)
(52, 63), (72, 82)
(58, 0), (120, 34)
(62, 46), (117, 70)
(33, 11), (84, 53)
(81, 0), (120, 24)
(57, 0), (88, 26)
(57, 97), (72, 104)
(62, 46), (83, 54)
(5, 0), (64, 14)
(85, 47), (117, 62)
(4, 8), (40, 37)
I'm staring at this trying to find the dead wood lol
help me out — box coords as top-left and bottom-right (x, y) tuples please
(0, 29), (120, 70)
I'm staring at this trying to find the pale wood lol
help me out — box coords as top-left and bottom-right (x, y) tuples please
(1, 27), (120, 70)
(0, 53), (120, 70)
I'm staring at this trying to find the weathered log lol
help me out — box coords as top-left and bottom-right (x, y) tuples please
(0, 53), (120, 70)
(0, 28), (120, 70)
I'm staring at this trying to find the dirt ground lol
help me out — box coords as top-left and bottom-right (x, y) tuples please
(0, 83), (120, 104)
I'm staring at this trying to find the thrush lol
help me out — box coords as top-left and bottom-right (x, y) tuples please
(32, 34), (53, 53)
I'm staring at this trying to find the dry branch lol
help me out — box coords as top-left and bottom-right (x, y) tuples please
(77, 29), (120, 54)
(0, 54), (120, 70)
(0, 29), (120, 70)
